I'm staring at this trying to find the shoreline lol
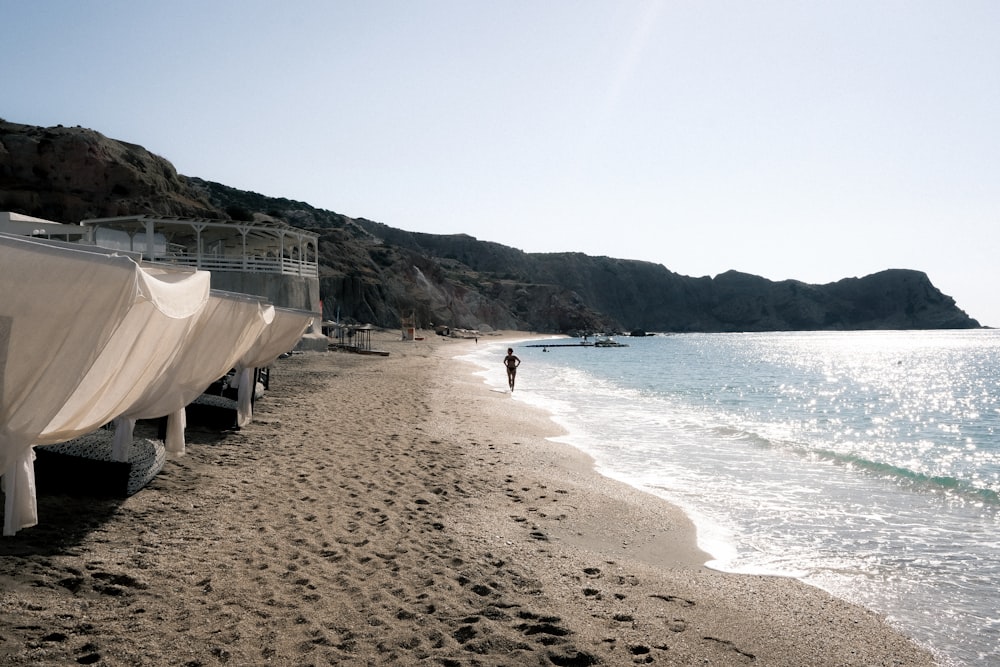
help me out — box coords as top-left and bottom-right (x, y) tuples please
(449, 331), (713, 572)
(445, 332), (939, 665)
(0, 330), (938, 665)
(463, 332), (771, 576)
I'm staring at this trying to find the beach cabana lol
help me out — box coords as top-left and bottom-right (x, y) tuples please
(81, 215), (321, 316)
(230, 307), (315, 427)
(37, 264), (211, 445)
(0, 234), (211, 535)
(36, 293), (276, 497)
(109, 291), (275, 456)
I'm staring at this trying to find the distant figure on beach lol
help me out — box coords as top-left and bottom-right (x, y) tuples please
(504, 347), (521, 391)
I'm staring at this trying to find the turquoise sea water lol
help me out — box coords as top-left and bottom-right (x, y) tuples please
(460, 331), (1000, 666)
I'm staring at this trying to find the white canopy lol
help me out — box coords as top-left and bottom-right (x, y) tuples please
(0, 234), (211, 535)
(237, 307), (314, 370)
(113, 291), (275, 455)
(38, 265), (211, 444)
(231, 306), (314, 426)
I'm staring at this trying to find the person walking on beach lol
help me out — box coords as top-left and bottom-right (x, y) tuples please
(504, 347), (521, 391)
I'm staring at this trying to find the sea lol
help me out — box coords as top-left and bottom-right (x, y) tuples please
(459, 330), (1000, 667)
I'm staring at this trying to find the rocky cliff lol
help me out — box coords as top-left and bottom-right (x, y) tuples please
(0, 120), (219, 221)
(341, 221), (979, 332)
(0, 120), (981, 332)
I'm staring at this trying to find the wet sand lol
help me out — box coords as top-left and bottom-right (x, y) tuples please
(0, 331), (937, 665)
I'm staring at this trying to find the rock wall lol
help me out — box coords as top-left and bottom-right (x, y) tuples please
(349, 223), (981, 332)
(0, 120), (218, 222)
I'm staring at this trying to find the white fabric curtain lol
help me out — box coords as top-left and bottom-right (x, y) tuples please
(237, 307), (314, 370)
(38, 266), (211, 445)
(0, 235), (208, 535)
(232, 307), (314, 427)
(116, 291), (275, 453)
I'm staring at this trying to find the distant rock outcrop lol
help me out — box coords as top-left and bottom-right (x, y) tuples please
(0, 119), (981, 332)
(345, 223), (980, 332)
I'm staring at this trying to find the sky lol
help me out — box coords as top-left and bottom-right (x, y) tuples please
(3, 1), (998, 325)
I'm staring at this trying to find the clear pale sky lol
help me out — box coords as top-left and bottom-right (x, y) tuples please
(4, 1), (998, 326)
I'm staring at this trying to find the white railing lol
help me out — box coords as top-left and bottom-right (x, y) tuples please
(154, 254), (318, 278)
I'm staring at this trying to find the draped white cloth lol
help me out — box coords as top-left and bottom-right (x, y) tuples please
(113, 291), (275, 454)
(38, 266), (211, 445)
(0, 234), (211, 535)
(230, 307), (314, 427)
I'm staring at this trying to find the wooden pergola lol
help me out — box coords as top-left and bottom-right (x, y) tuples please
(329, 323), (373, 351)
(81, 215), (319, 278)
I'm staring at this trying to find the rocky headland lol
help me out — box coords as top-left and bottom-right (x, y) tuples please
(0, 119), (981, 333)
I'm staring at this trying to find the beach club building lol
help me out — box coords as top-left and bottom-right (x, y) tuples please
(0, 212), (321, 313)
(80, 214), (321, 313)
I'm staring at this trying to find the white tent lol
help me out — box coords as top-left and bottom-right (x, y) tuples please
(230, 307), (314, 427)
(0, 234), (211, 535)
(110, 291), (275, 456)
(38, 264), (211, 444)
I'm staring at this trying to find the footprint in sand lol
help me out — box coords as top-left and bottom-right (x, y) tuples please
(702, 636), (756, 662)
(649, 593), (695, 608)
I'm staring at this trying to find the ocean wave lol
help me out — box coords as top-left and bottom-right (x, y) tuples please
(700, 418), (1000, 507)
(809, 448), (1000, 505)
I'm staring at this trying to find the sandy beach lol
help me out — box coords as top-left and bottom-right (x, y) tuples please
(0, 331), (937, 666)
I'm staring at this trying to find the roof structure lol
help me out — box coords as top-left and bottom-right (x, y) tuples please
(81, 215), (319, 278)
(0, 212), (88, 239)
